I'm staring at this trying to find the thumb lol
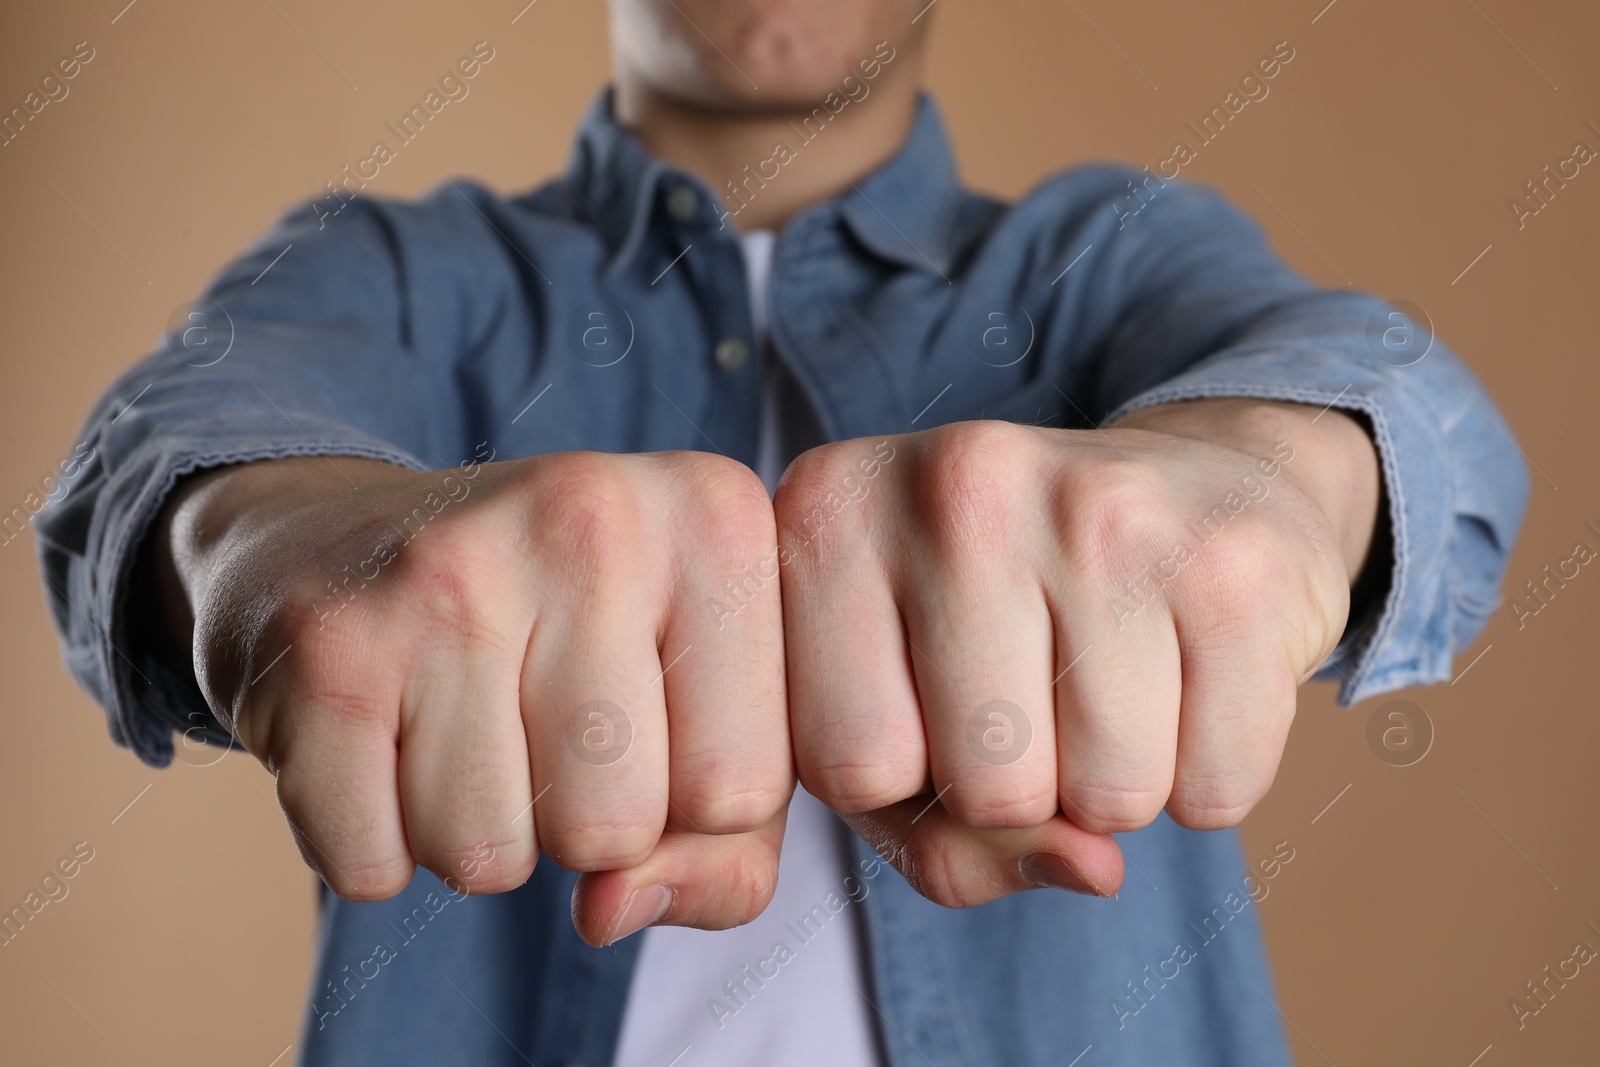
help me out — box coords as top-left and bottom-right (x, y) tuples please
(570, 807), (788, 947)
(840, 795), (1124, 908)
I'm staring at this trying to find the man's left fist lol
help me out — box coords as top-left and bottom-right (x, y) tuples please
(773, 400), (1378, 907)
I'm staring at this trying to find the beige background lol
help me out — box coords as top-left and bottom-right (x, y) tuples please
(2, 1), (1596, 1063)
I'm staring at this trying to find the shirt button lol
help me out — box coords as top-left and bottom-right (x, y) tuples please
(665, 184), (699, 222)
(713, 337), (750, 372)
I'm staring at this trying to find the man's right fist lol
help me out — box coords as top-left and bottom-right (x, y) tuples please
(157, 448), (791, 946)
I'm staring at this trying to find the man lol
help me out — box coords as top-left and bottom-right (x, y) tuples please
(38, 1), (1527, 1064)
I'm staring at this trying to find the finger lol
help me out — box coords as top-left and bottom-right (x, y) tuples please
(520, 474), (671, 869)
(1050, 590), (1182, 834)
(659, 457), (791, 835)
(840, 794), (1124, 908)
(524, 612), (671, 871)
(1165, 578), (1299, 830)
(397, 605), (537, 895)
(782, 546), (928, 814)
(897, 423), (1057, 828)
(569, 804), (788, 947)
(900, 552), (1058, 829)
(261, 638), (415, 901)
(779, 448), (928, 814)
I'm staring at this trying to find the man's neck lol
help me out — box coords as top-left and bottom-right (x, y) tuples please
(613, 74), (921, 233)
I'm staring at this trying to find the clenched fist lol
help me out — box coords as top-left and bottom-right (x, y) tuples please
(157, 448), (792, 946)
(773, 398), (1379, 907)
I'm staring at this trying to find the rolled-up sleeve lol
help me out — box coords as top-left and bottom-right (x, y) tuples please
(34, 191), (494, 766)
(1070, 175), (1530, 704)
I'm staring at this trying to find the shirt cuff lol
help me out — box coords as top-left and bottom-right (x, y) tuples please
(86, 414), (431, 767)
(1104, 346), (1466, 707)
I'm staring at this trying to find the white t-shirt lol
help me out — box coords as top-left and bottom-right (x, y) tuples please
(609, 232), (881, 1067)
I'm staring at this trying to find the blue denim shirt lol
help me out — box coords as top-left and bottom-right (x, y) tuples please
(38, 91), (1527, 1066)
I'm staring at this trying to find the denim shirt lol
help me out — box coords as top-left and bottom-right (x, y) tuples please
(37, 91), (1527, 1066)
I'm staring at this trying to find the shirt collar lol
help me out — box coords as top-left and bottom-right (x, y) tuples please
(565, 88), (963, 278)
(829, 93), (962, 278)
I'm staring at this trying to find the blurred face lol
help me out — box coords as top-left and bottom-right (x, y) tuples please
(608, 0), (929, 111)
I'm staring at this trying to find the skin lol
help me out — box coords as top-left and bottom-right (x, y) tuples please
(609, 0), (931, 230)
(154, 0), (1381, 945)
(780, 401), (1376, 907)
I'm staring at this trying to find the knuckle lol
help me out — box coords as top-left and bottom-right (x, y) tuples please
(277, 598), (357, 669)
(679, 451), (769, 513)
(1172, 541), (1297, 653)
(275, 776), (412, 901)
(394, 559), (479, 635)
(942, 781), (1057, 830)
(1166, 773), (1269, 831)
(698, 844), (782, 929)
(684, 459), (777, 558)
(1061, 779), (1171, 833)
(774, 443), (845, 504)
(281, 559), (478, 711)
(390, 518), (490, 592)
(538, 812), (660, 873)
(899, 830), (991, 909)
(772, 444), (864, 563)
(672, 783), (788, 837)
(1217, 527), (1279, 582)
(1181, 521), (1279, 604)
(800, 723), (928, 812)
(913, 422), (1030, 557)
(421, 838), (535, 896)
(318, 857), (415, 903)
(527, 454), (641, 565)
(805, 766), (904, 814)
(279, 636), (392, 732)
(1054, 470), (1169, 581)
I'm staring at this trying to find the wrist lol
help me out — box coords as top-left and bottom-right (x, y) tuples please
(153, 456), (415, 651)
(1110, 398), (1382, 583)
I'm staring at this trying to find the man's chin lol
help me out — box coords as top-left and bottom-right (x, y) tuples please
(652, 71), (869, 117)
